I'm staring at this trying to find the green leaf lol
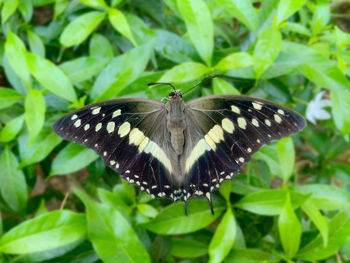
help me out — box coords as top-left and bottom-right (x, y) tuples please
(331, 89), (350, 136)
(235, 189), (308, 215)
(170, 238), (207, 258)
(5, 31), (30, 84)
(213, 78), (240, 95)
(278, 193), (302, 258)
(254, 144), (280, 176)
(59, 57), (107, 85)
(27, 30), (45, 57)
(0, 114), (24, 143)
(215, 52), (253, 71)
(276, 0), (308, 24)
(283, 41), (350, 92)
(89, 33), (114, 60)
(26, 52), (77, 102)
(158, 62), (210, 83)
(254, 27), (282, 79)
(301, 199), (328, 247)
(91, 42), (153, 101)
(108, 8), (136, 46)
(144, 200), (225, 235)
(19, 128), (62, 167)
(18, 0), (33, 22)
(0, 87), (23, 110)
(98, 188), (133, 215)
(50, 143), (98, 176)
(137, 204), (158, 218)
(0, 147), (27, 212)
(276, 137), (295, 183)
(296, 210), (350, 261)
(1, 0), (19, 23)
(226, 248), (279, 262)
(60, 11), (106, 47)
(294, 184), (349, 211)
(0, 210), (86, 254)
(215, 0), (257, 32)
(3, 56), (28, 95)
(25, 88), (45, 145)
(75, 189), (151, 263)
(209, 208), (236, 263)
(79, 0), (108, 9)
(177, 0), (213, 65)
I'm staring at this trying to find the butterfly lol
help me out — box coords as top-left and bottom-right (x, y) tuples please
(53, 82), (305, 213)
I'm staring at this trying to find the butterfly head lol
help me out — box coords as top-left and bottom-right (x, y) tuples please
(168, 90), (182, 100)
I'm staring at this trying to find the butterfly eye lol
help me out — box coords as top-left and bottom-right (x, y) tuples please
(169, 91), (175, 97)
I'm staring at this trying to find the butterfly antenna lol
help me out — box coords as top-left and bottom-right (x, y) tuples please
(148, 82), (176, 91)
(183, 74), (222, 95)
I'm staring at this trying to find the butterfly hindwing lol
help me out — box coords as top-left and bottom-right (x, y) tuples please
(53, 99), (177, 199)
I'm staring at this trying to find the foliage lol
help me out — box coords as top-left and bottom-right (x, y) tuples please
(0, 0), (350, 262)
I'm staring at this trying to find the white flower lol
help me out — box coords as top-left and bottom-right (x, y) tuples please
(306, 91), (332, 124)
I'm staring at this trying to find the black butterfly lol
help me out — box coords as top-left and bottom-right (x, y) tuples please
(53, 83), (305, 213)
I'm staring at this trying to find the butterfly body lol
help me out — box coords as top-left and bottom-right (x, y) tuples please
(53, 90), (305, 212)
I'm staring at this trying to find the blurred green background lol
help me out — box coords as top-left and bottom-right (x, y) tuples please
(0, 0), (350, 262)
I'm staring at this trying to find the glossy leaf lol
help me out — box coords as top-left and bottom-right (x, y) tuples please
(59, 57), (107, 85)
(170, 238), (207, 258)
(5, 31), (30, 84)
(25, 88), (45, 145)
(144, 200), (225, 235)
(226, 248), (279, 262)
(158, 62), (210, 83)
(0, 147), (27, 212)
(60, 11), (106, 47)
(0, 114), (24, 143)
(27, 30), (45, 57)
(294, 184), (349, 211)
(235, 189), (308, 215)
(19, 128), (62, 167)
(215, 0), (257, 32)
(0, 88), (23, 110)
(301, 199), (328, 247)
(177, 0), (213, 65)
(0, 210), (86, 254)
(215, 52), (253, 71)
(79, 0), (108, 9)
(254, 27), (282, 79)
(278, 193), (302, 258)
(1, 0), (19, 23)
(26, 52), (77, 102)
(213, 78), (240, 95)
(276, 137), (295, 183)
(89, 33), (114, 60)
(75, 189), (151, 263)
(209, 208), (236, 263)
(91, 43), (153, 101)
(108, 8), (136, 45)
(50, 143), (98, 176)
(276, 0), (308, 24)
(331, 89), (350, 136)
(296, 210), (350, 261)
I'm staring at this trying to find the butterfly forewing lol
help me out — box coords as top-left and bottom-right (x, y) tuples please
(53, 99), (178, 199)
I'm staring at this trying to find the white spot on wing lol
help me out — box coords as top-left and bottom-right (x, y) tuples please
(84, 124), (90, 131)
(252, 102), (263, 110)
(92, 107), (101, 115)
(231, 105), (240, 114)
(144, 140), (172, 173)
(71, 114), (78, 120)
(74, 119), (81, 127)
(207, 125), (224, 143)
(274, 114), (282, 123)
(252, 118), (259, 127)
(237, 117), (247, 129)
(222, 118), (235, 133)
(106, 122), (115, 133)
(185, 139), (211, 172)
(278, 109), (285, 115)
(112, 109), (121, 118)
(118, 122), (131, 137)
(265, 119), (271, 126)
(95, 123), (102, 132)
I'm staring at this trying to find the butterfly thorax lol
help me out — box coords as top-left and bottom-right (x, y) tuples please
(166, 91), (186, 156)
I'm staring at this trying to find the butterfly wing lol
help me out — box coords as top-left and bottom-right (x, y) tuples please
(53, 98), (177, 199)
(183, 95), (306, 202)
